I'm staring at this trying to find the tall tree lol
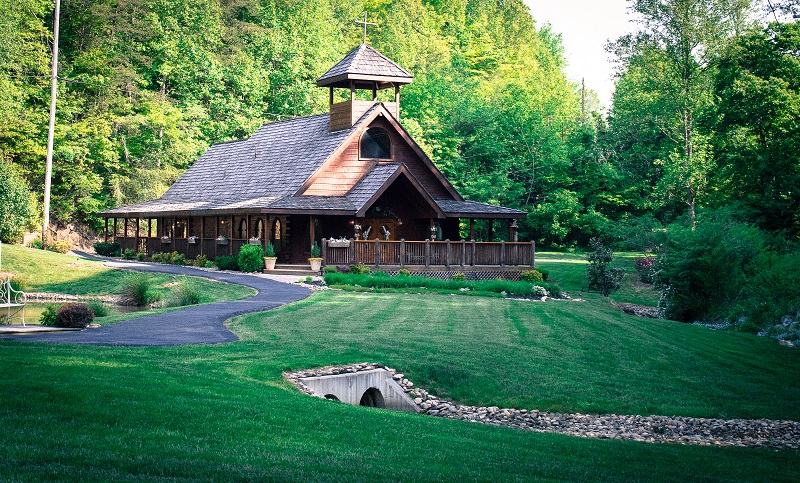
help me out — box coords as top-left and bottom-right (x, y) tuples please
(609, 0), (756, 226)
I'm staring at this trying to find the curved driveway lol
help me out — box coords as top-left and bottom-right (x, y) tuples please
(2, 259), (311, 346)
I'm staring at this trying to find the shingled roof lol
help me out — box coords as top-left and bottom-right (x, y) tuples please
(317, 44), (413, 89)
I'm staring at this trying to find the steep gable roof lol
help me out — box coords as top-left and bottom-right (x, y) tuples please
(317, 44), (413, 89)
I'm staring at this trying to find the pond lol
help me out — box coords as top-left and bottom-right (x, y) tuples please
(7, 302), (148, 325)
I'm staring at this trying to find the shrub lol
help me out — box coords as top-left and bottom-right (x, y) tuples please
(323, 266), (338, 274)
(350, 263), (370, 275)
(452, 273), (466, 281)
(305, 276), (313, 283)
(397, 269), (410, 276)
(123, 248), (136, 260)
(310, 242), (321, 258)
(521, 270), (543, 282)
(171, 277), (200, 306)
(586, 237), (624, 297)
(121, 273), (162, 306)
(39, 304), (60, 327)
(264, 241), (276, 257)
(238, 244), (265, 273)
(30, 239), (44, 250)
(194, 254), (209, 267)
(52, 239), (74, 254)
(537, 268), (549, 281)
(215, 255), (239, 271)
(93, 241), (121, 257)
(169, 251), (185, 266)
(136, 252), (146, 261)
(634, 256), (656, 284)
(86, 300), (111, 318)
(55, 303), (94, 329)
(151, 252), (167, 263)
(657, 214), (765, 323)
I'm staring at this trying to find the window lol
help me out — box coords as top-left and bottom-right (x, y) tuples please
(360, 127), (392, 160)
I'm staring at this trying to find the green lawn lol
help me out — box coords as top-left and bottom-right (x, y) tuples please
(2, 289), (799, 481)
(1, 244), (254, 305)
(537, 251), (661, 306)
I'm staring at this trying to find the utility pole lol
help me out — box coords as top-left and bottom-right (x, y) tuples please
(42, 0), (61, 244)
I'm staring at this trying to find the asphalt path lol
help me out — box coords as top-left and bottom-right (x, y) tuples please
(1, 256), (311, 346)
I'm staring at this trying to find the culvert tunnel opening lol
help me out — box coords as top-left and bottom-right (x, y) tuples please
(359, 387), (385, 408)
(324, 394), (340, 401)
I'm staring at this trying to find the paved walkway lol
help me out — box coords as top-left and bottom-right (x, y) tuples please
(1, 256), (311, 346)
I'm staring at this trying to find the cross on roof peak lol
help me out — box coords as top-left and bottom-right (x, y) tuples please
(354, 12), (376, 45)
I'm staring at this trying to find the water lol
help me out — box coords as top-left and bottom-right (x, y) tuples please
(6, 302), (148, 325)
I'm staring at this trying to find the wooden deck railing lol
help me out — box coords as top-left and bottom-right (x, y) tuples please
(322, 239), (535, 268)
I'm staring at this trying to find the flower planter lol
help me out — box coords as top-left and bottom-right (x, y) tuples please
(187, 236), (199, 244)
(248, 238), (262, 246)
(160, 237), (172, 244)
(216, 238), (229, 246)
(328, 241), (350, 248)
(309, 258), (322, 272)
(264, 257), (277, 270)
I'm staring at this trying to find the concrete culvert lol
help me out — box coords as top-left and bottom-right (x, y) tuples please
(324, 394), (340, 401)
(359, 387), (385, 408)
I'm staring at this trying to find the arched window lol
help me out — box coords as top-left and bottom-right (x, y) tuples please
(238, 218), (247, 239)
(360, 127), (392, 160)
(254, 218), (264, 239)
(273, 218), (281, 240)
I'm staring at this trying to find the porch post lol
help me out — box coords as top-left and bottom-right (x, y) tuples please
(349, 238), (356, 264)
(104, 218), (109, 242)
(531, 240), (536, 268)
(425, 239), (430, 268)
(500, 240), (506, 268)
(229, 215), (233, 256)
(469, 218), (475, 241)
(471, 239), (476, 266)
(135, 218), (140, 253)
(445, 239), (451, 269)
(113, 218), (117, 243)
(215, 216), (220, 259)
(460, 240), (465, 267)
(399, 239), (405, 268)
(309, 216), (316, 252)
(374, 238), (380, 268)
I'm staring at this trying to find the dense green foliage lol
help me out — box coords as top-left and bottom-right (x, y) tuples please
(586, 237), (624, 296)
(92, 241), (121, 256)
(237, 244), (264, 272)
(0, 161), (36, 243)
(214, 254), (239, 271)
(2, 291), (800, 480)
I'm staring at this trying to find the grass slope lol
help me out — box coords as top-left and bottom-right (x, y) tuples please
(2, 290), (799, 481)
(1, 244), (254, 303)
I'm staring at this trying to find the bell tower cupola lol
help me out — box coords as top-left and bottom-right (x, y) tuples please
(317, 16), (413, 132)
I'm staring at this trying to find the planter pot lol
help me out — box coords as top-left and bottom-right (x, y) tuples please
(328, 241), (350, 248)
(188, 237), (198, 244)
(309, 258), (323, 272)
(248, 238), (262, 246)
(264, 257), (277, 270)
(216, 238), (229, 246)
(161, 237), (172, 244)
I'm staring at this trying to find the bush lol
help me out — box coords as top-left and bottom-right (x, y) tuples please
(586, 237), (624, 297)
(521, 270), (543, 282)
(194, 254), (210, 267)
(350, 263), (370, 275)
(310, 242), (321, 258)
(151, 252), (167, 263)
(123, 248), (136, 260)
(452, 273), (466, 281)
(121, 273), (162, 306)
(39, 304), (60, 326)
(323, 266), (338, 274)
(86, 300), (111, 317)
(55, 303), (94, 329)
(657, 214), (765, 323)
(136, 252), (146, 261)
(537, 268), (549, 281)
(171, 277), (201, 306)
(238, 244), (264, 273)
(215, 255), (239, 271)
(264, 241), (276, 257)
(30, 239), (44, 250)
(397, 269), (410, 276)
(634, 256), (656, 284)
(0, 160), (36, 243)
(93, 241), (121, 257)
(169, 251), (185, 266)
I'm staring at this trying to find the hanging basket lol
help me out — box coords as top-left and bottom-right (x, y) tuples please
(160, 236), (172, 244)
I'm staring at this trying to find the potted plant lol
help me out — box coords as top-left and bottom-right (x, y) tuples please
(216, 235), (228, 245)
(187, 236), (199, 244)
(161, 235), (172, 244)
(308, 242), (322, 272)
(263, 241), (277, 270)
(248, 237), (262, 246)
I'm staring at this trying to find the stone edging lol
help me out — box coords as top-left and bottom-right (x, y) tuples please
(285, 363), (800, 450)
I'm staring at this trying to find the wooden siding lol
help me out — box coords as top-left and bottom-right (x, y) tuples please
(329, 100), (398, 131)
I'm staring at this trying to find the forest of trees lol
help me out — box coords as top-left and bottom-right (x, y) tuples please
(1, 0), (798, 328)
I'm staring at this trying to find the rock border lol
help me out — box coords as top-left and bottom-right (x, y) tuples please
(285, 363), (799, 450)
